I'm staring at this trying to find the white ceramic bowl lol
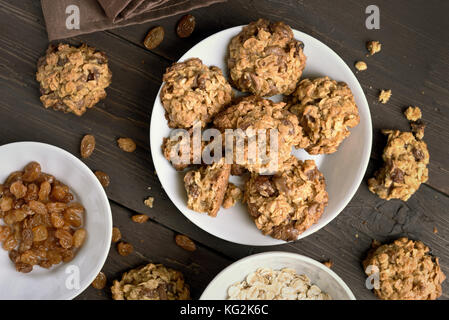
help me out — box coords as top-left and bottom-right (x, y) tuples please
(200, 251), (356, 300)
(150, 26), (372, 246)
(0, 142), (112, 300)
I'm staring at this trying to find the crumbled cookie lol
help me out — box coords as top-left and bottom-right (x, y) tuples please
(111, 263), (190, 300)
(368, 130), (429, 201)
(363, 238), (445, 300)
(214, 96), (305, 173)
(404, 106), (422, 122)
(323, 260), (333, 268)
(289, 77), (360, 154)
(160, 58), (232, 129)
(410, 121), (425, 140)
(355, 61), (367, 71)
(228, 19), (306, 96)
(144, 196), (154, 208)
(36, 43), (112, 116)
(184, 158), (231, 217)
(378, 89), (391, 104)
(244, 156), (328, 241)
(222, 183), (243, 209)
(367, 40), (381, 55)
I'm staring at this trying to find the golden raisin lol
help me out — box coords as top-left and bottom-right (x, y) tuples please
(2, 235), (18, 250)
(0, 196), (13, 212)
(94, 171), (110, 187)
(112, 227), (121, 242)
(63, 209), (82, 228)
(38, 181), (51, 202)
(0, 225), (11, 242)
(50, 185), (68, 202)
(10, 181), (27, 199)
(32, 225), (48, 242)
(50, 212), (65, 228)
(117, 242), (133, 256)
(143, 26), (164, 50)
(73, 228), (86, 248)
(117, 138), (136, 152)
(46, 202), (67, 213)
(131, 214), (149, 224)
(175, 234), (196, 252)
(92, 271), (107, 289)
(24, 183), (39, 202)
(81, 134), (96, 158)
(20, 250), (39, 265)
(55, 229), (73, 249)
(29, 200), (48, 215)
(15, 262), (33, 273)
(22, 162), (41, 182)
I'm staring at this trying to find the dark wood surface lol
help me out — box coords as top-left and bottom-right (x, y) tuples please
(0, 0), (448, 300)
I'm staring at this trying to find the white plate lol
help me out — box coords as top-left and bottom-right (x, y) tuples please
(150, 26), (372, 246)
(200, 251), (356, 300)
(0, 142), (112, 300)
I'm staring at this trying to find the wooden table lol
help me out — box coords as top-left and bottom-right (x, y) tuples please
(0, 0), (448, 300)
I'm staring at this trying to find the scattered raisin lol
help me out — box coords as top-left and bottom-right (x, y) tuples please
(117, 242), (133, 256)
(143, 26), (164, 50)
(95, 171), (110, 187)
(92, 272), (107, 289)
(175, 234), (196, 252)
(131, 214), (149, 224)
(112, 227), (121, 242)
(80, 134), (96, 158)
(117, 138), (136, 152)
(176, 14), (195, 38)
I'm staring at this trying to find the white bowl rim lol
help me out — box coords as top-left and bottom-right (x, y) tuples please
(199, 251), (356, 300)
(0, 141), (113, 300)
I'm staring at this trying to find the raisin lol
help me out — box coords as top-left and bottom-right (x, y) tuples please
(12, 209), (27, 222)
(0, 225), (11, 242)
(9, 249), (20, 263)
(112, 227), (121, 242)
(92, 272), (107, 289)
(5, 171), (23, 185)
(47, 202), (67, 213)
(117, 242), (133, 256)
(117, 138), (136, 152)
(29, 200), (48, 215)
(2, 235), (18, 250)
(10, 181), (27, 199)
(63, 209), (82, 228)
(176, 14), (195, 38)
(391, 168), (405, 184)
(15, 262), (33, 273)
(80, 134), (96, 158)
(47, 250), (62, 265)
(131, 214), (149, 224)
(175, 234), (196, 252)
(32, 225), (48, 242)
(50, 185), (68, 202)
(20, 250), (39, 265)
(24, 184), (39, 202)
(143, 26), (164, 50)
(39, 260), (52, 269)
(73, 228), (86, 248)
(38, 181), (51, 202)
(0, 196), (13, 212)
(94, 171), (110, 187)
(55, 229), (72, 249)
(50, 212), (65, 228)
(22, 162), (41, 182)
(61, 249), (74, 262)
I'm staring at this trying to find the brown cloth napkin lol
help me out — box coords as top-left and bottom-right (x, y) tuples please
(41, 0), (226, 41)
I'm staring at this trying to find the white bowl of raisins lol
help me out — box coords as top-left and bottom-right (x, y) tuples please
(0, 142), (112, 299)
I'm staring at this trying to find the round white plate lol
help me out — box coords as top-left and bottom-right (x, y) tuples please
(150, 26), (372, 246)
(200, 251), (356, 300)
(0, 142), (112, 300)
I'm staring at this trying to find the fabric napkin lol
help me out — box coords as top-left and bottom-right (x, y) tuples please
(41, 0), (226, 41)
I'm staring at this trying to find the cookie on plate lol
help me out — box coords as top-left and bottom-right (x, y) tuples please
(184, 158), (231, 217)
(289, 77), (360, 154)
(244, 156), (328, 241)
(161, 58), (233, 129)
(368, 129), (429, 201)
(363, 238), (446, 300)
(228, 19), (306, 97)
(213, 96), (306, 174)
(111, 263), (190, 300)
(36, 43), (112, 116)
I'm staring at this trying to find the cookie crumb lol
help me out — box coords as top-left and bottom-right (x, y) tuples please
(404, 106), (422, 121)
(378, 89), (391, 104)
(323, 260), (333, 268)
(433, 226), (438, 234)
(131, 214), (149, 224)
(144, 197), (154, 208)
(355, 61), (367, 71)
(411, 120), (425, 140)
(222, 183), (243, 209)
(367, 40), (382, 55)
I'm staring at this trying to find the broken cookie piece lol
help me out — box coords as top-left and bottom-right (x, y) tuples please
(368, 130), (429, 201)
(367, 40), (381, 56)
(355, 61), (367, 71)
(184, 158), (231, 217)
(410, 120), (425, 140)
(404, 106), (422, 122)
(378, 89), (391, 104)
(222, 183), (243, 209)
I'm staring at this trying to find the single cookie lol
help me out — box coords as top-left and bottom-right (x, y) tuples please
(36, 43), (112, 116)
(368, 130), (429, 201)
(244, 156), (328, 241)
(222, 183), (243, 209)
(184, 158), (231, 217)
(111, 263), (190, 300)
(228, 19), (306, 96)
(161, 58), (232, 129)
(289, 77), (360, 154)
(363, 238), (445, 300)
(214, 96), (306, 173)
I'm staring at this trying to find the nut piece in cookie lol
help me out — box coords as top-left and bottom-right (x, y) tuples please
(244, 156), (328, 241)
(368, 130), (429, 201)
(36, 43), (112, 116)
(222, 183), (243, 209)
(404, 106), (422, 122)
(228, 19), (306, 96)
(184, 158), (231, 217)
(160, 58), (232, 129)
(363, 238), (446, 300)
(289, 77), (360, 154)
(111, 263), (190, 300)
(214, 96), (306, 173)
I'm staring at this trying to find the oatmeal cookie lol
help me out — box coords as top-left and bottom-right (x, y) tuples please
(363, 238), (445, 300)
(184, 158), (231, 217)
(214, 96), (306, 173)
(36, 43), (112, 116)
(111, 263), (190, 300)
(244, 156), (328, 241)
(228, 19), (306, 97)
(289, 77), (360, 154)
(222, 183), (243, 209)
(160, 58), (232, 129)
(368, 130), (429, 201)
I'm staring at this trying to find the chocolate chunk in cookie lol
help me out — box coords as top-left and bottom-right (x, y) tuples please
(228, 19), (306, 97)
(36, 43), (112, 116)
(289, 77), (360, 154)
(363, 238), (445, 300)
(368, 130), (429, 201)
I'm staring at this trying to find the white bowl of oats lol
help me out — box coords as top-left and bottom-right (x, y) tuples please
(200, 251), (355, 300)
